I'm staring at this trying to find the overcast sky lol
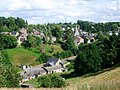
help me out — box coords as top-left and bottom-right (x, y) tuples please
(0, 0), (120, 24)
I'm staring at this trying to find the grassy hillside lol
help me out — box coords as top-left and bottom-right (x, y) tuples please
(6, 44), (63, 66)
(6, 46), (40, 65)
(40, 44), (64, 56)
(66, 66), (120, 90)
(20, 66), (120, 90)
(0, 67), (120, 90)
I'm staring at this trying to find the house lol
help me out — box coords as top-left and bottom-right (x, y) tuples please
(17, 34), (27, 45)
(17, 28), (27, 45)
(21, 84), (33, 88)
(87, 37), (95, 43)
(74, 35), (84, 45)
(31, 29), (41, 37)
(19, 28), (27, 35)
(20, 64), (65, 82)
(20, 57), (66, 82)
(0, 32), (9, 35)
(43, 65), (65, 74)
(9, 31), (19, 37)
(20, 67), (46, 82)
(62, 27), (65, 31)
(52, 36), (56, 43)
(19, 65), (31, 70)
(45, 57), (61, 66)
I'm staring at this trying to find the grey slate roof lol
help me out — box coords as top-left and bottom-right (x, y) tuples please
(20, 67), (46, 79)
(44, 65), (63, 72)
(46, 57), (60, 66)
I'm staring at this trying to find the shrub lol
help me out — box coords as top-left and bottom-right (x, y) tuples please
(38, 75), (52, 88)
(37, 74), (65, 88)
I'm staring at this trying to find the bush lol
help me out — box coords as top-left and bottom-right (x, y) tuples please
(54, 50), (73, 59)
(36, 53), (49, 63)
(37, 74), (65, 88)
(0, 50), (21, 88)
(38, 75), (52, 88)
(0, 34), (17, 49)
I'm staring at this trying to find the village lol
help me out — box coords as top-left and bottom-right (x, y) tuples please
(20, 56), (76, 83)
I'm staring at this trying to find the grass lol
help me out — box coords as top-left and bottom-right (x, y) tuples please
(40, 44), (64, 56)
(6, 44), (63, 66)
(15, 66), (120, 90)
(65, 66), (120, 90)
(0, 65), (119, 89)
(6, 46), (40, 66)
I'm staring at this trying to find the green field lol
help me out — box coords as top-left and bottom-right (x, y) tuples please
(6, 44), (63, 66)
(40, 44), (64, 56)
(6, 46), (40, 65)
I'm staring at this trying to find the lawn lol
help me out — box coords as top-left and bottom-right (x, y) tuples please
(6, 46), (40, 66)
(6, 44), (63, 66)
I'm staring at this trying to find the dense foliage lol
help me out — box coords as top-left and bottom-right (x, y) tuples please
(0, 17), (27, 32)
(54, 50), (73, 59)
(74, 34), (120, 76)
(22, 35), (42, 48)
(0, 50), (20, 87)
(37, 74), (65, 88)
(36, 53), (49, 63)
(74, 44), (102, 75)
(0, 34), (17, 49)
(77, 20), (120, 33)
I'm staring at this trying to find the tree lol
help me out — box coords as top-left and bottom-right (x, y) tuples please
(15, 17), (27, 28)
(74, 43), (102, 75)
(38, 75), (52, 88)
(22, 35), (41, 48)
(54, 50), (73, 59)
(62, 36), (77, 55)
(96, 31), (105, 41)
(0, 50), (20, 87)
(0, 34), (17, 49)
(51, 24), (63, 41)
(36, 53), (49, 63)
(111, 24), (118, 31)
(100, 34), (119, 68)
(37, 74), (65, 88)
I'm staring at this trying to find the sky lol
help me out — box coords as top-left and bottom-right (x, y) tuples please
(0, 0), (120, 24)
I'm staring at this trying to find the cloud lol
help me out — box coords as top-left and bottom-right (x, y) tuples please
(0, 0), (120, 24)
(106, 0), (120, 11)
(9, 0), (31, 10)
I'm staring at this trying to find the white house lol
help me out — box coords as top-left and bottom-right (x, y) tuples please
(74, 36), (84, 45)
(17, 28), (27, 45)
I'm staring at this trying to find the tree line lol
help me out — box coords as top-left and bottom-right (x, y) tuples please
(0, 17), (27, 32)
(74, 33), (120, 76)
(77, 20), (120, 33)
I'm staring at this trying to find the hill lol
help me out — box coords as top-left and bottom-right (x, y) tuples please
(6, 44), (63, 66)
(0, 66), (120, 90)
(66, 66), (120, 90)
(15, 66), (120, 90)
(6, 46), (40, 65)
